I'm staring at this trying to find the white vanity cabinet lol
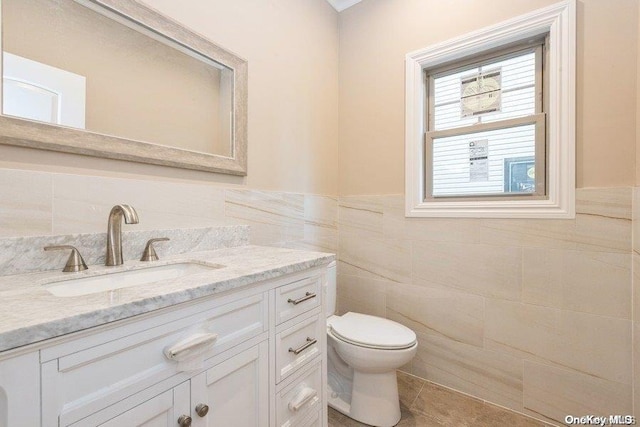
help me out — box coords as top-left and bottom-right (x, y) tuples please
(76, 382), (191, 427)
(190, 342), (269, 427)
(72, 342), (269, 427)
(0, 264), (328, 427)
(0, 351), (40, 427)
(273, 274), (326, 427)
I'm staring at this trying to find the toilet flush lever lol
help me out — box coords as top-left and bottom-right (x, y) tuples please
(287, 292), (316, 305)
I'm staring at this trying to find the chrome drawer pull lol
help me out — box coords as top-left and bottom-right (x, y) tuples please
(289, 337), (317, 355)
(287, 292), (316, 305)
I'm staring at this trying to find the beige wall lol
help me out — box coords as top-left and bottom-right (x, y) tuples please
(0, 0), (339, 195)
(338, 0), (639, 195)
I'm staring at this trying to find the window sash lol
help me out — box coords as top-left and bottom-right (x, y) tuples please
(424, 113), (546, 201)
(426, 42), (544, 133)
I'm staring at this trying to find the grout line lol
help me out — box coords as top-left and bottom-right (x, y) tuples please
(409, 377), (426, 409)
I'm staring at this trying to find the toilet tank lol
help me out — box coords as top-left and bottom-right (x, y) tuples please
(325, 261), (337, 317)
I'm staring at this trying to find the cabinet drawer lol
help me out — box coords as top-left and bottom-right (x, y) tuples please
(43, 293), (267, 427)
(276, 361), (322, 427)
(275, 275), (322, 324)
(275, 313), (323, 383)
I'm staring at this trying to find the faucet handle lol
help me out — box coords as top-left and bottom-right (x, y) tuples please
(140, 238), (170, 262)
(44, 245), (88, 272)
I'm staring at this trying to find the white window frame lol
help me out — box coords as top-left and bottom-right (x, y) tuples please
(405, 0), (575, 218)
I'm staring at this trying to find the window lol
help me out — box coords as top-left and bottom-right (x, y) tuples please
(405, 1), (575, 218)
(427, 43), (545, 199)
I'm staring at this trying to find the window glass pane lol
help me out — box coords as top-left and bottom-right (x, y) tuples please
(431, 124), (536, 197)
(432, 51), (536, 131)
(492, 53), (535, 91)
(482, 87), (535, 123)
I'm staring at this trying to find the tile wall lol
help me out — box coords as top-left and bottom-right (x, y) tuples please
(633, 188), (640, 420)
(2, 166), (637, 424)
(0, 169), (338, 255)
(337, 188), (634, 425)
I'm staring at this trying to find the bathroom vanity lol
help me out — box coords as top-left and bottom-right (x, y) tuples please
(0, 239), (333, 427)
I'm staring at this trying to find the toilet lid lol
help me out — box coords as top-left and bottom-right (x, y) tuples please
(329, 312), (417, 350)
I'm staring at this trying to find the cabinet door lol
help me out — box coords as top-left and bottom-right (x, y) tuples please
(98, 390), (175, 427)
(0, 352), (40, 427)
(191, 342), (268, 427)
(69, 381), (190, 427)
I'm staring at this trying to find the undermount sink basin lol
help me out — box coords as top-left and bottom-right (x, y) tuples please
(43, 262), (224, 297)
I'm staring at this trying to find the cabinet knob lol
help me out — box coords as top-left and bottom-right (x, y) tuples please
(195, 403), (210, 417)
(177, 415), (192, 427)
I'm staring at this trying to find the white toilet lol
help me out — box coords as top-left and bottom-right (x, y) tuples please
(324, 262), (418, 427)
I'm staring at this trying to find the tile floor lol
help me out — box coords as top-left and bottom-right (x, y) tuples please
(328, 371), (555, 427)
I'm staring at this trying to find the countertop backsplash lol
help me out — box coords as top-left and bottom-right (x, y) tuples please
(0, 225), (250, 276)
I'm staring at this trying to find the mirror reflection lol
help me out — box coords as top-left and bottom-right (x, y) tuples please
(2, 0), (234, 157)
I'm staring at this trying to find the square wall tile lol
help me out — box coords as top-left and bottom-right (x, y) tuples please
(633, 187), (640, 253)
(52, 174), (226, 234)
(523, 248), (631, 318)
(634, 253), (640, 324)
(225, 189), (304, 245)
(485, 299), (632, 384)
(412, 241), (522, 301)
(572, 188), (632, 253)
(411, 332), (524, 412)
(634, 323), (640, 417)
(523, 361), (632, 424)
(336, 273), (386, 317)
(338, 195), (384, 238)
(475, 218), (577, 250)
(339, 234), (411, 283)
(0, 169), (52, 237)
(386, 281), (484, 348)
(381, 195), (481, 243)
(573, 213), (631, 253)
(302, 194), (338, 253)
(576, 187), (632, 220)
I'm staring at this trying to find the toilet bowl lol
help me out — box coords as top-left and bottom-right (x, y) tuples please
(324, 263), (418, 427)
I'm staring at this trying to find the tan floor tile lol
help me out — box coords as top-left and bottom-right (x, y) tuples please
(397, 371), (425, 408)
(328, 407), (349, 427)
(328, 407), (368, 426)
(473, 403), (547, 427)
(397, 405), (446, 426)
(410, 381), (486, 426)
(329, 405), (445, 427)
(329, 374), (548, 427)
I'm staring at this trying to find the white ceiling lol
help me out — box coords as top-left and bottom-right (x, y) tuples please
(326, 0), (362, 12)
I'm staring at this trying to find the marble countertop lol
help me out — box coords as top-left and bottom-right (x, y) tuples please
(0, 245), (334, 353)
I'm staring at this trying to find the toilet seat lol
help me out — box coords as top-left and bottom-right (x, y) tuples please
(328, 312), (417, 350)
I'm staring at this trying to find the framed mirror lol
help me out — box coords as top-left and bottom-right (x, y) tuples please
(0, 0), (248, 175)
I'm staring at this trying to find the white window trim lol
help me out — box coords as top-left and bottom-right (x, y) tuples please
(405, 0), (576, 218)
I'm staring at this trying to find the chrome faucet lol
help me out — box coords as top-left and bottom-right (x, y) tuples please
(106, 204), (139, 266)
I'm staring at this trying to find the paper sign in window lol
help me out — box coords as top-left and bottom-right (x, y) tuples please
(469, 139), (489, 182)
(460, 69), (502, 118)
